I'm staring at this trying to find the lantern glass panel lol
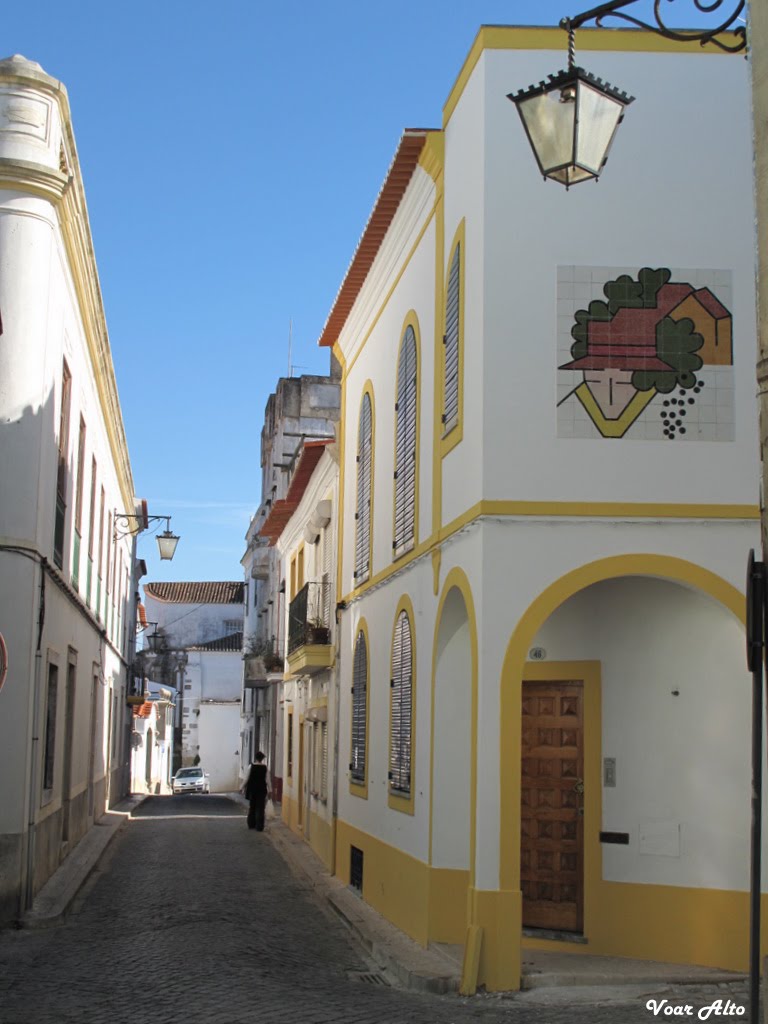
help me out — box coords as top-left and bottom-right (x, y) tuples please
(517, 88), (576, 177)
(157, 531), (180, 560)
(575, 82), (625, 176)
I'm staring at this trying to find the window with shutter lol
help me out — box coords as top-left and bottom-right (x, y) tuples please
(389, 611), (413, 797)
(443, 240), (461, 435)
(321, 721), (328, 801)
(354, 392), (373, 584)
(394, 325), (418, 559)
(350, 630), (368, 785)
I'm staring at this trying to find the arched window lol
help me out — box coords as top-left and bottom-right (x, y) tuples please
(389, 610), (413, 796)
(351, 630), (368, 783)
(443, 241), (461, 434)
(354, 392), (373, 584)
(394, 325), (418, 558)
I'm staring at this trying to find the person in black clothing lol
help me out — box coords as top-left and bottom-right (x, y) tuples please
(244, 751), (271, 831)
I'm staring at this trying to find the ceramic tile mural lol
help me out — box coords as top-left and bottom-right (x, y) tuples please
(557, 267), (733, 441)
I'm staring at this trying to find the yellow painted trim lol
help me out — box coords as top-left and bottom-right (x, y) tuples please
(428, 867), (470, 942)
(343, 203), (437, 380)
(349, 617), (371, 800)
(340, 500), (757, 606)
(417, 131), (444, 185)
(440, 219), (466, 458)
(388, 595), (416, 815)
(478, 499), (760, 521)
(429, 568), (478, 887)
(431, 185), (446, 539)
(307, 806), (334, 871)
(499, 554), (746, 893)
(443, 25), (739, 129)
(335, 817), (430, 946)
(353, 383), (376, 587)
(392, 311), (421, 561)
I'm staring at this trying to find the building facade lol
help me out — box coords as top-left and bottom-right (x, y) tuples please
(240, 375), (340, 799)
(142, 582), (244, 788)
(0, 55), (141, 923)
(317, 28), (760, 991)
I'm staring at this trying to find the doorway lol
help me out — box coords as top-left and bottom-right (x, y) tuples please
(520, 680), (584, 933)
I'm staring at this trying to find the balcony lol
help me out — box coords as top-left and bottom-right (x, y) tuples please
(250, 541), (271, 581)
(287, 580), (333, 676)
(243, 638), (285, 685)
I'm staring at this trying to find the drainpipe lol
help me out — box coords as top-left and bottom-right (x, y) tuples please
(24, 557), (46, 911)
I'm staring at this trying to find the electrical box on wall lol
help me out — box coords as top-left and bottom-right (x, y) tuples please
(603, 757), (616, 787)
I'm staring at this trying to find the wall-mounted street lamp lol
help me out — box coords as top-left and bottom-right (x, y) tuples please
(114, 509), (181, 561)
(509, 1), (746, 188)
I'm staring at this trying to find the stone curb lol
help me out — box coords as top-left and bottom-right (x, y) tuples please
(19, 794), (147, 929)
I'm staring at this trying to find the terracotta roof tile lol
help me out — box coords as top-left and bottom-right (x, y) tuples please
(259, 441), (331, 545)
(317, 131), (430, 349)
(188, 631), (243, 653)
(143, 582), (244, 605)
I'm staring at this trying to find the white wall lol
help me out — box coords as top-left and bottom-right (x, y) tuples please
(197, 704), (241, 792)
(533, 576), (758, 891)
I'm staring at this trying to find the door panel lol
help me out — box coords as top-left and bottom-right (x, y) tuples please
(521, 681), (584, 932)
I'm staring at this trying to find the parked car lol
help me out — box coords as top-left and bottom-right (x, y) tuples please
(172, 767), (210, 794)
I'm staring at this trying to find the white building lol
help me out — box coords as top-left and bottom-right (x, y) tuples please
(240, 375), (340, 801)
(130, 684), (175, 795)
(315, 27), (759, 991)
(0, 55), (141, 923)
(259, 439), (339, 869)
(143, 582), (244, 789)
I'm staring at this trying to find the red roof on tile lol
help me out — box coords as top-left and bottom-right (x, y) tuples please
(316, 131), (430, 349)
(144, 582), (244, 605)
(690, 287), (730, 320)
(259, 440), (332, 545)
(133, 701), (153, 719)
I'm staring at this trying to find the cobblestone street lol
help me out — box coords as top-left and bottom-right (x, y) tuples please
(0, 796), (751, 1024)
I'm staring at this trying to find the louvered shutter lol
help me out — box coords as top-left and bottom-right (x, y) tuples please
(321, 523), (332, 626)
(394, 327), (417, 557)
(443, 243), (461, 431)
(354, 395), (372, 582)
(389, 612), (412, 795)
(321, 721), (328, 800)
(351, 632), (367, 782)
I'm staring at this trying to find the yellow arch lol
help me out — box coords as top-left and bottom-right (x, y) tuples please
(499, 553), (746, 892)
(392, 312), (421, 560)
(349, 616), (371, 800)
(429, 567), (479, 881)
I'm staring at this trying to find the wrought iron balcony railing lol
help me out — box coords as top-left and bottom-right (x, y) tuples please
(288, 580), (332, 655)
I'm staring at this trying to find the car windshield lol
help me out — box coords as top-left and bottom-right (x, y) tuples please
(176, 768), (202, 778)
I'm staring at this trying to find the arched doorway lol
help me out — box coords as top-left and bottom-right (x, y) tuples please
(501, 556), (750, 971)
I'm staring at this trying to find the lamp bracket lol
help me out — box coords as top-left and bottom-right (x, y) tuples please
(114, 511), (173, 541)
(560, 0), (746, 54)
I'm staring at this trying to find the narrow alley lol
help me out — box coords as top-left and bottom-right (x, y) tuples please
(0, 797), (749, 1024)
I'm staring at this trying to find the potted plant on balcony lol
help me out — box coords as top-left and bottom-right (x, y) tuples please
(307, 618), (330, 646)
(264, 649), (284, 673)
(243, 636), (267, 679)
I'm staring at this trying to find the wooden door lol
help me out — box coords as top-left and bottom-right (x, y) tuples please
(521, 681), (584, 933)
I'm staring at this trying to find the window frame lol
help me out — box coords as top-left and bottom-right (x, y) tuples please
(393, 317), (420, 560)
(349, 622), (370, 799)
(388, 598), (416, 815)
(353, 386), (375, 587)
(441, 221), (465, 455)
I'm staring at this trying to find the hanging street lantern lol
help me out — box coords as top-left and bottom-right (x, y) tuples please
(508, 58), (633, 188)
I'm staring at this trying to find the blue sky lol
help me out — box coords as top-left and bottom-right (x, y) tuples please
(3, 1), (736, 583)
